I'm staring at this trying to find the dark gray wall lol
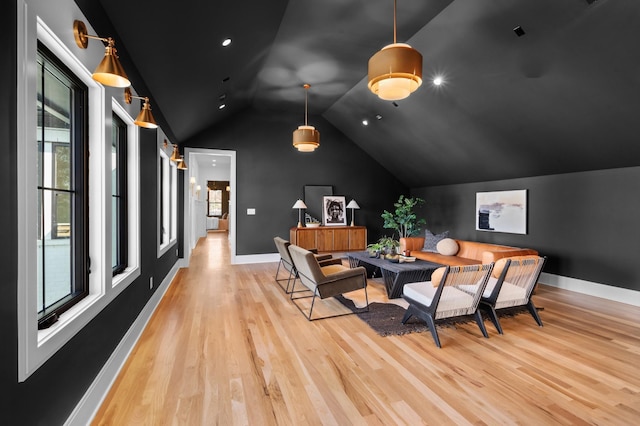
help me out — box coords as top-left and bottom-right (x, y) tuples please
(412, 166), (640, 292)
(0, 9), (180, 417)
(184, 109), (408, 254)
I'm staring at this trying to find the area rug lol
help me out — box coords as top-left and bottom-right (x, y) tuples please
(334, 295), (534, 337)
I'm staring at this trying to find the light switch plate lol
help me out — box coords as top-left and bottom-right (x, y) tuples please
(247, 208), (256, 215)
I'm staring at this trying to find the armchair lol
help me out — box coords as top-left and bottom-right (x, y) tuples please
(479, 256), (546, 334)
(273, 237), (333, 293)
(288, 245), (369, 321)
(402, 263), (494, 348)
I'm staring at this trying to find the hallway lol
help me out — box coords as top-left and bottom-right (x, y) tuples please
(92, 232), (640, 425)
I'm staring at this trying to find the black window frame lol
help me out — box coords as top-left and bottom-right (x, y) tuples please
(36, 42), (89, 329)
(112, 113), (128, 276)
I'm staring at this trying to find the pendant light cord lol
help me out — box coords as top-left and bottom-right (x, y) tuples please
(393, 0), (397, 44)
(303, 83), (310, 126)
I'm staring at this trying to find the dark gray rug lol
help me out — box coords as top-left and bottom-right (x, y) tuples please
(335, 295), (533, 337)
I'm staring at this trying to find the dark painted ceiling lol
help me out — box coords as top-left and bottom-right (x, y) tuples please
(95, 0), (640, 187)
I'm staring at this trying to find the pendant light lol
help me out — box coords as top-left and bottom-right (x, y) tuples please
(368, 0), (423, 101)
(292, 84), (320, 152)
(73, 20), (131, 88)
(124, 88), (158, 128)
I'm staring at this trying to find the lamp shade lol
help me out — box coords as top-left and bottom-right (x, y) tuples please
(134, 98), (158, 128)
(292, 199), (307, 209)
(346, 199), (360, 209)
(292, 125), (320, 152)
(92, 44), (131, 88)
(368, 43), (423, 101)
(170, 145), (180, 162)
(177, 155), (188, 170)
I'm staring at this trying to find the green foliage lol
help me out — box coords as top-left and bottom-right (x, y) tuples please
(381, 195), (426, 239)
(377, 236), (399, 249)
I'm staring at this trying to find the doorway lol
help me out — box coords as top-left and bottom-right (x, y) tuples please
(183, 148), (236, 264)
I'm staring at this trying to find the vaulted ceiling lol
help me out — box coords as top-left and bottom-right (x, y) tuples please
(95, 0), (640, 187)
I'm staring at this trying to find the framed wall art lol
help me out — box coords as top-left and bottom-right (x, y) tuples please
(476, 190), (527, 234)
(323, 196), (347, 226)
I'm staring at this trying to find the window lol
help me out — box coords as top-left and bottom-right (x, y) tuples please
(112, 114), (128, 275)
(158, 140), (177, 256)
(18, 18), (141, 381)
(36, 42), (88, 328)
(208, 189), (222, 216)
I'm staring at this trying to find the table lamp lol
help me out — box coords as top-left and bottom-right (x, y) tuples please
(346, 199), (360, 226)
(292, 199), (307, 228)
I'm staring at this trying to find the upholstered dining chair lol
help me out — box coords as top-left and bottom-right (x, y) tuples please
(402, 263), (494, 348)
(288, 244), (369, 321)
(479, 256), (546, 334)
(273, 237), (333, 293)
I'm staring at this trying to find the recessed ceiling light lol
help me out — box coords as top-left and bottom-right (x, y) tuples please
(362, 119), (369, 126)
(219, 104), (226, 110)
(513, 26), (525, 37)
(375, 114), (383, 120)
(222, 38), (232, 47)
(433, 76), (443, 86)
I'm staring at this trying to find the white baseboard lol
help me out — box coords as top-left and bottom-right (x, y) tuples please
(539, 272), (640, 307)
(232, 252), (280, 264)
(65, 262), (182, 426)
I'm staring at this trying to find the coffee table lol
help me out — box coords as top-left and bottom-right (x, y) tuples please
(347, 251), (442, 299)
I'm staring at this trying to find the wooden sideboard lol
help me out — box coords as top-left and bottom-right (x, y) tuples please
(290, 226), (367, 252)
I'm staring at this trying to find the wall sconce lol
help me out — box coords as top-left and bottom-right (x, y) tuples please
(195, 185), (201, 199)
(169, 144), (180, 162)
(73, 20), (130, 88)
(177, 155), (188, 171)
(292, 199), (307, 228)
(124, 88), (158, 128)
(226, 185), (231, 192)
(190, 176), (196, 195)
(346, 199), (360, 226)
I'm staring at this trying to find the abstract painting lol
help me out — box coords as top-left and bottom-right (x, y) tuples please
(476, 190), (527, 234)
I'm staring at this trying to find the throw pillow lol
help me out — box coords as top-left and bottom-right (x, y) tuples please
(430, 266), (447, 287)
(422, 229), (450, 252)
(436, 238), (459, 256)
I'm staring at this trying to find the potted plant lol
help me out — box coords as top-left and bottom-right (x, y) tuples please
(366, 242), (384, 258)
(381, 195), (426, 239)
(377, 236), (399, 255)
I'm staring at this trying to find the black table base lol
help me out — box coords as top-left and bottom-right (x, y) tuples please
(347, 251), (441, 299)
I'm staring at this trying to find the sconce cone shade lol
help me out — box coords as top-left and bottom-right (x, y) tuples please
(292, 125), (320, 152)
(368, 43), (423, 101)
(170, 145), (180, 162)
(93, 45), (130, 88)
(134, 99), (158, 128)
(177, 155), (188, 170)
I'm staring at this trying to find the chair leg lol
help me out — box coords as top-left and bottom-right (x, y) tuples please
(424, 315), (441, 348)
(482, 303), (503, 335)
(401, 305), (416, 324)
(307, 292), (318, 321)
(363, 283), (370, 312)
(526, 300), (543, 327)
(474, 310), (489, 338)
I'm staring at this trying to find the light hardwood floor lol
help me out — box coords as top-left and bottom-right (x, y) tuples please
(93, 232), (640, 425)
